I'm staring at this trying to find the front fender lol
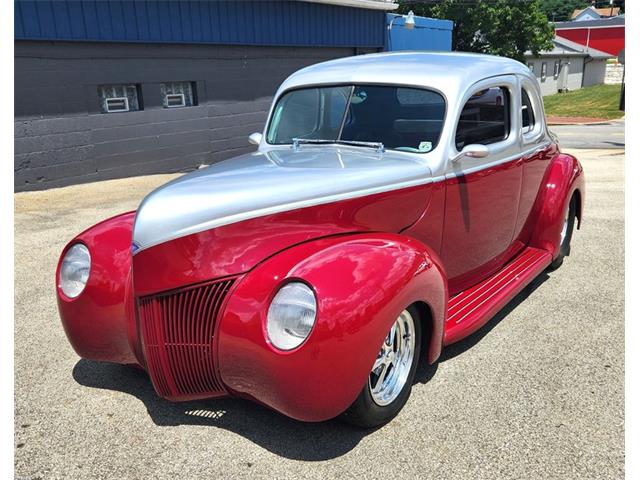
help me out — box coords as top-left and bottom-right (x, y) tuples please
(217, 233), (447, 422)
(56, 212), (139, 365)
(529, 153), (585, 257)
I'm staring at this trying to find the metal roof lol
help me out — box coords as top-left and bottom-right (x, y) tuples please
(14, 0), (387, 47)
(300, 0), (398, 10)
(555, 16), (625, 29)
(525, 35), (613, 59)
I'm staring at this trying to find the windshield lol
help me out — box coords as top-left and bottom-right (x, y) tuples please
(266, 85), (446, 153)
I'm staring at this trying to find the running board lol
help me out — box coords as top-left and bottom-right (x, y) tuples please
(444, 247), (552, 345)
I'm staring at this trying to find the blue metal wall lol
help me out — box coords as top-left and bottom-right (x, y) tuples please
(384, 13), (452, 51)
(14, 0), (386, 47)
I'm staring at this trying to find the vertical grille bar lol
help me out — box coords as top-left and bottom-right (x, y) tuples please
(137, 277), (236, 400)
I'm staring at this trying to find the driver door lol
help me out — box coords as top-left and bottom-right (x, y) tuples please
(440, 76), (524, 294)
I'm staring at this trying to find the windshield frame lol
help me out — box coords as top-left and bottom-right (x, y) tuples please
(265, 82), (449, 154)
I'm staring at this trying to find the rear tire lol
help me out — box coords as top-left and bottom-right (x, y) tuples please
(549, 195), (577, 270)
(342, 305), (422, 428)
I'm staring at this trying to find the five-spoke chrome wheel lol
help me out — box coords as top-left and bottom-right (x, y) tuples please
(368, 310), (416, 406)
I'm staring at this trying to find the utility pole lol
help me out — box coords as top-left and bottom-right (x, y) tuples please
(619, 48), (625, 111)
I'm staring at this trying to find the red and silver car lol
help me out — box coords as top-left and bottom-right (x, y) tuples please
(56, 52), (585, 427)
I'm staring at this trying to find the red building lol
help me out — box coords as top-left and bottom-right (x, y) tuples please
(554, 16), (625, 57)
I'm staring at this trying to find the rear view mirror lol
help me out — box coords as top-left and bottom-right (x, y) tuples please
(451, 144), (489, 163)
(248, 132), (263, 145)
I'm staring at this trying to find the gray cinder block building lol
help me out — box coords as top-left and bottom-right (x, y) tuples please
(14, 0), (401, 191)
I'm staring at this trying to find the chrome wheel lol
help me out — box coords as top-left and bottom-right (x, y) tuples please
(368, 310), (416, 406)
(560, 205), (570, 244)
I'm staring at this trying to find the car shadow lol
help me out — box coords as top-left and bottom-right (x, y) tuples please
(73, 359), (374, 461)
(72, 271), (549, 460)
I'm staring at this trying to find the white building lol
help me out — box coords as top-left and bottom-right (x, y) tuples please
(571, 5), (620, 22)
(524, 36), (613, 96)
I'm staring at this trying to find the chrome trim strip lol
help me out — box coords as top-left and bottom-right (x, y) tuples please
(445, 142), (551, 179)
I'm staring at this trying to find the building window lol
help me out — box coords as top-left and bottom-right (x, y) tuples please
(161, 82), (197, 108)
(528, 63), (535, 73)
(98, 84), (142, 113)
(455, 86), (510, 150)
(541, 62), (547, 82)
(553, 60), (561, 79)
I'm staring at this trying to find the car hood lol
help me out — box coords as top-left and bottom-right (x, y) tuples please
(132, 146), (433, 252)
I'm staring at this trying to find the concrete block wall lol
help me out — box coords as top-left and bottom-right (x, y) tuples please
(15, 41), (369, 191)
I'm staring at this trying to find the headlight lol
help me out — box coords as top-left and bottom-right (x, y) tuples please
(267, 282), (317, 350)
(59, 243), (91, 298)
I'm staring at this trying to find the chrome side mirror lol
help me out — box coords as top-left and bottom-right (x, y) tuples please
(451, 144), (490, 163)
(248, 132), (263, 145)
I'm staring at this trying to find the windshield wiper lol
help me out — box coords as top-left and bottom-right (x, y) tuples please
(292, 138), (385, 153)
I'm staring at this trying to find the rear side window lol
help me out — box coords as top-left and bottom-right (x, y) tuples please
(521, 88), (535, 133)
(455, 87), (510, 150)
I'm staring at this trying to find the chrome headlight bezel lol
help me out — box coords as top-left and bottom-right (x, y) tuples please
(58, 243), (91, 299)
(266, 281), (317, 351)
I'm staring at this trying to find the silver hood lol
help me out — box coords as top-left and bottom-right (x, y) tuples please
(132, 147), (433, 252)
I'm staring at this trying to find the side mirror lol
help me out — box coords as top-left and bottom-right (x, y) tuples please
(451, 144), (489, 163)
(248, 132), (263, 145)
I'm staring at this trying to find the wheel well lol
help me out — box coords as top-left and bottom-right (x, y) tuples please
(411, 301), (433, 362)
(572, 189), (582, 229)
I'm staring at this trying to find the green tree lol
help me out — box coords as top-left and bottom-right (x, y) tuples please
(397, 0), (554, 63)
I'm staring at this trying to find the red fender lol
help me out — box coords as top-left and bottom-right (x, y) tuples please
(56, 212), (140, 365)
(216, 233), (447, 422)
(528, 152), (585, 257)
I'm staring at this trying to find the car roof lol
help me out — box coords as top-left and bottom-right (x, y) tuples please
(277, 51), (533, 98)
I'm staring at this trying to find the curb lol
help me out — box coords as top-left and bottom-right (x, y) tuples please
(547, 117), (625, 126)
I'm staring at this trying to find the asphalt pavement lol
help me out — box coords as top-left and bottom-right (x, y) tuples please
(14, 148), (624, 479)
(551, 120), (625, 149)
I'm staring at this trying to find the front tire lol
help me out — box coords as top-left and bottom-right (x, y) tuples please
(342, 305), (421, 428)
(549, 195), (577, 270)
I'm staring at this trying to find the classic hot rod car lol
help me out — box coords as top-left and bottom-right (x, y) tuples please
(57, 52), (584, 427)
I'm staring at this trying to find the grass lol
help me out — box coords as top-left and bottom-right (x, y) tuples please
(543, 83), (624, 120)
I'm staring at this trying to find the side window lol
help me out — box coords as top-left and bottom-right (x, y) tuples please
(455, 86), (510, 150)
(521, 88), (535, 133)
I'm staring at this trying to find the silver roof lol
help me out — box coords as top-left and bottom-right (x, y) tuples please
(276, 51), (534, 100)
